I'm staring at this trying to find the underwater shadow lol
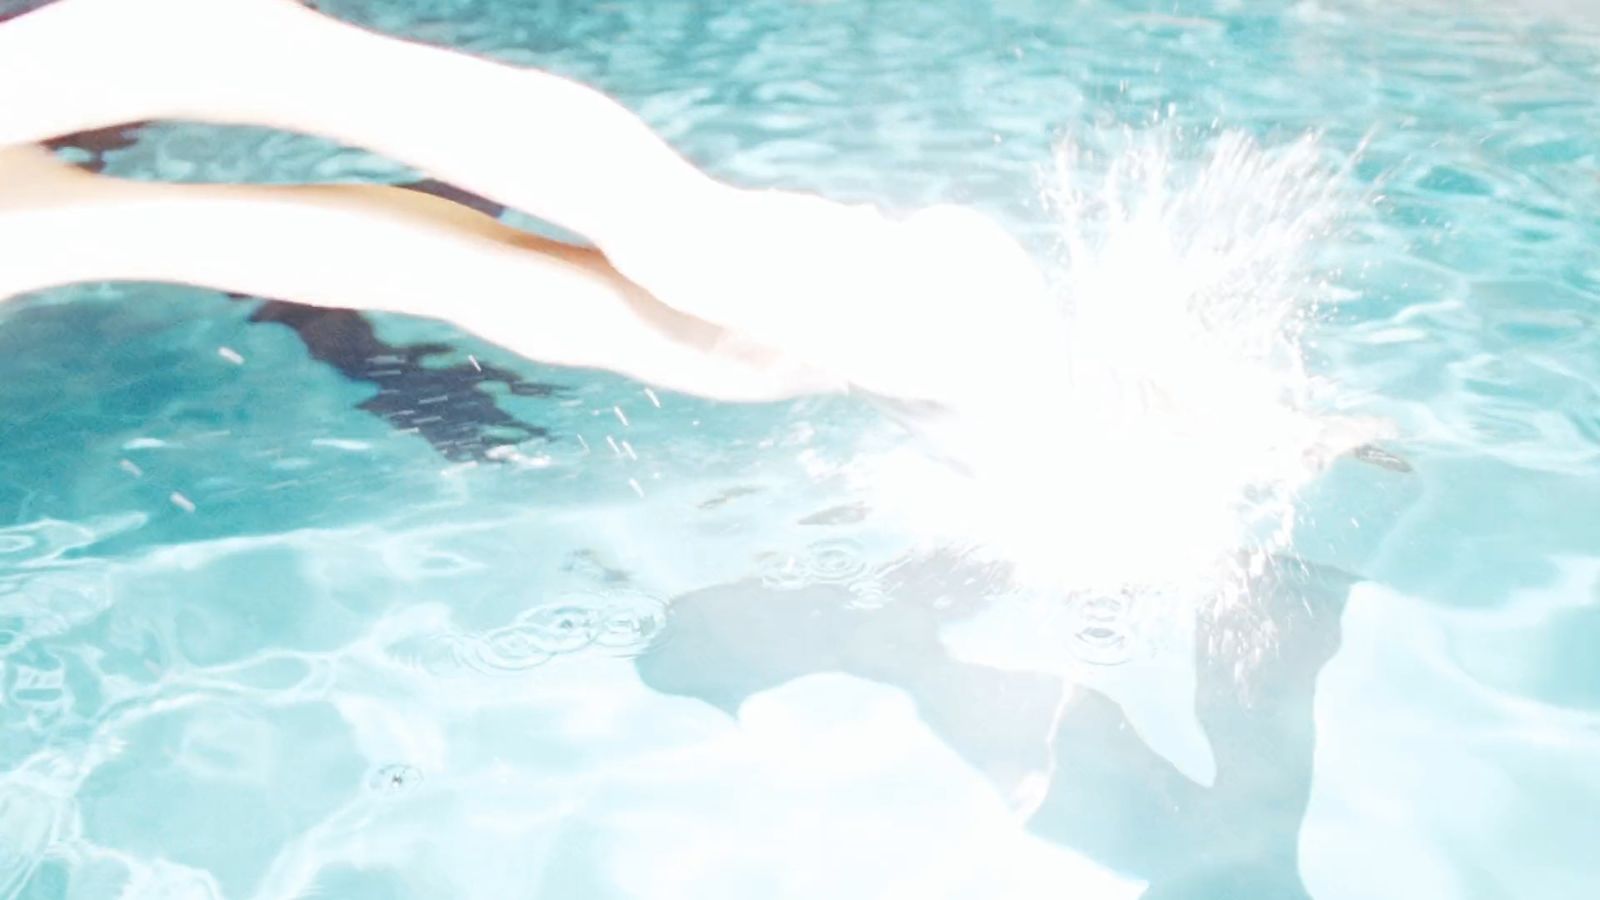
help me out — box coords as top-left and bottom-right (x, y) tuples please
(42, 124), (563, 462)
(635, 550), (1355, 899)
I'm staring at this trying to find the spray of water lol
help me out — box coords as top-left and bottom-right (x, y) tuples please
(867, 127), (1379, 613)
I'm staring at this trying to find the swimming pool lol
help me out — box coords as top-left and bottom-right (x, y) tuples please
(2, 0), (1598, 897)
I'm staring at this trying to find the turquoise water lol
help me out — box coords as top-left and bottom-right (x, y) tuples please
(3, 0), (1600, 897)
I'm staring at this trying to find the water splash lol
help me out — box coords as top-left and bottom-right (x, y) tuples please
(871, 128), (1381, 604)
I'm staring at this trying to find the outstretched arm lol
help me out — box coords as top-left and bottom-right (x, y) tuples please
(0, 145), (840, 402)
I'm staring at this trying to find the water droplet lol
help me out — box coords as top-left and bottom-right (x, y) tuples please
(757, 552), (807, 590)
(369, 764), (422, 794)
(522, 605), (601, 653)
(590, 594), (668, 655)
(805, 539), (869, 585)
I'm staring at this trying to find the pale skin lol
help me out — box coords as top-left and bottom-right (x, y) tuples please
(0, 0), (1067, 411)
(0, 145), (840, 402)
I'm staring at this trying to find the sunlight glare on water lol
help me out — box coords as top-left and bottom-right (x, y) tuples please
(869, 126), (1380, 603)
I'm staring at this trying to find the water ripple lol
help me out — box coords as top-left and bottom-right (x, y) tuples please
(757, 539), (887, 607)
(1063, 589), (1144, 667)
(388, 592), (669, 675)
(589, 593), (670, 652)
(0, 515), (146, 568)
(502, 605), (599, 655)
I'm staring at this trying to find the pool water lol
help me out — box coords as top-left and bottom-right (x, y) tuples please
(3, 0), (1599, 897)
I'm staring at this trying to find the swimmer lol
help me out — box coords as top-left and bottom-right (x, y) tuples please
(0, 143), (840, 403)
(0, 0), (1067, 420)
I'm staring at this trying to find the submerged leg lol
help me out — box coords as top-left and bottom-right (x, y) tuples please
(0, 0), (1060, 410)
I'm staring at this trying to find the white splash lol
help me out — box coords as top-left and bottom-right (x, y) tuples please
(869, 128), (1379, 599)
